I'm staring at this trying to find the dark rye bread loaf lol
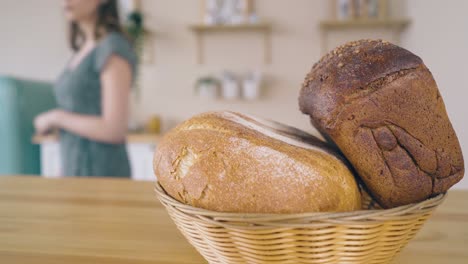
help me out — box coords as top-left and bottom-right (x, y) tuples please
(154, 111), (361, 213)
(299, 39), (464, 208)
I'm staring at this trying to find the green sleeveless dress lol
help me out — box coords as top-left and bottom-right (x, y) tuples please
(54, 32), (137, 177)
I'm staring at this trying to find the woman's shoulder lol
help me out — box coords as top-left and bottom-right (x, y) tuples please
(105, 31), (129, 42)
(99, 31), (132, 50)
(94, 31), (137, 73)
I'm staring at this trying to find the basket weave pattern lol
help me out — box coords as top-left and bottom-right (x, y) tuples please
(155, 183), (445, 264)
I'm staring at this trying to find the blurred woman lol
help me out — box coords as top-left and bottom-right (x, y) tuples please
(34, 0), (137, 177)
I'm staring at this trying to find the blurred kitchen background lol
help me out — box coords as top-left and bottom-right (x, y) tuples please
(0, 0), (467, 188)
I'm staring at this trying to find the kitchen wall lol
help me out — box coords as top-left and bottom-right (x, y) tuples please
(0, 0), (467, 188)
(402, 0), (468, 189)
(137, 0), (321, 132)
(0, 1), (69, 81)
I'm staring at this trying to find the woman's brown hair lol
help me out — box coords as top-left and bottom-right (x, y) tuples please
(69, 0), (123, 51)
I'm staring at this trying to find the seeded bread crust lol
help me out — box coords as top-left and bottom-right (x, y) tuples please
(299, 39), (464, 208)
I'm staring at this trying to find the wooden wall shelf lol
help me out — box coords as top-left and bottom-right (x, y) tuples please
(320, 19), (411, 30)
(189, 23), (272, 64)
(319, 19), (411, 54)
(190, 23), (271, 32)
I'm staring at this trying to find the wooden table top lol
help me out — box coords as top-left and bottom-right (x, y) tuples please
(0, 176), (466, 264)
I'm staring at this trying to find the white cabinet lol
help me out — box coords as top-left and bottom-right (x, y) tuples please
(40, 142), (62, 178)
(127, 143), (157, 181)
(39, 142), (157, 181)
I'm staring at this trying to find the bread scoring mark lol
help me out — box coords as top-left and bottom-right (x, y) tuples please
(388, 124), (438, 174)
(182, 111), (334, 157)
(242, 113), (313, 139)
(364, 123), (462, 193)
(177, 189), (190, 204)
(197, 184), (210, 201)
(218, 111), (340, 158)
(367, 127), (396, 186)
(170, 147), (200, 204)
(171, 147), (198, 180)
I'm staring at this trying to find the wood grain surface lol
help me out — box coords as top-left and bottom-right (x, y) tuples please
(0, 176), (466, 263)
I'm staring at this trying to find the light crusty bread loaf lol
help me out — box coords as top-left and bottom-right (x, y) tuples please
(299, 39), (464, 208)
(154, 111), (361, 213)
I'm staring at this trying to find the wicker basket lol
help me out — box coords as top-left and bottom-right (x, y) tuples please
(155, 183), (445, 264)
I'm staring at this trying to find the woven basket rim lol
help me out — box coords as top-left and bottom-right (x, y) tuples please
(155, 182), (446, 225)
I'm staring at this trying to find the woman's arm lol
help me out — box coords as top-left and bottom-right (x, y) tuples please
(35, 55), (132, 144)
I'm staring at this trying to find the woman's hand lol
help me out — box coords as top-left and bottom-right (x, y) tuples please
(34, 109), (64, 135)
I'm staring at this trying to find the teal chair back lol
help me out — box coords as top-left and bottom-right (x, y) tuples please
(0, 76), (56, 175)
